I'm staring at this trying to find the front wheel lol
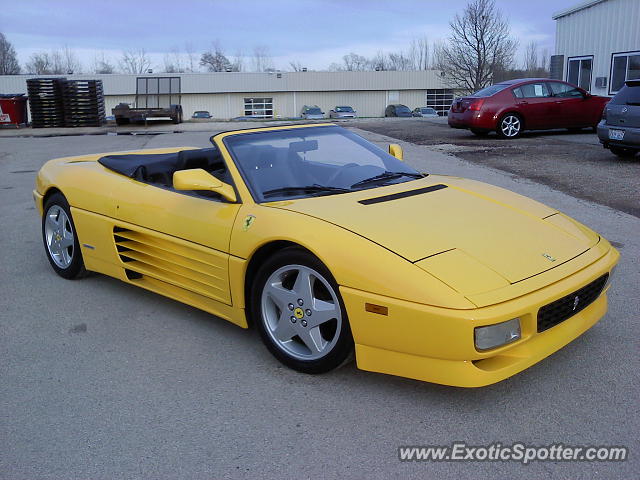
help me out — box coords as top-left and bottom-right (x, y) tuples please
(496, 113), (522, 139)
(42, 193), (86, 279)
(251, 248), (353, 374)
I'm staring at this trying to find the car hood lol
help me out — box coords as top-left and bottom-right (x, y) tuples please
(268, 176), (598, 284)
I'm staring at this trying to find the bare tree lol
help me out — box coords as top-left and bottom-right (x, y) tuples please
(25, 52), (51, 74)
(163, 46), (186, 73)
(92, 51), (115, 74)
(341, 52), (368, 71)
(59, 46), (82, 73)
(184, 42), (197, 72)
(0, 32), (20, 74)
(539, 47), (549, 71)
(289, 60), (305, 72)
(523, 40), (538, 73)
(251, 45), (273, 72)
(25, 47), (82, 74)
(436, 0), (517, 92)
(370, 50), (389, 71)
(200, 42), (233, 72)
(231, 49), (244, 72)
(387, 52), (413, 71)
(120, 49), (152, 74)
(408, 37), (430, 70)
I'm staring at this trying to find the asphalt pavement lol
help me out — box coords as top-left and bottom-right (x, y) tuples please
(1, 129), (638, 479)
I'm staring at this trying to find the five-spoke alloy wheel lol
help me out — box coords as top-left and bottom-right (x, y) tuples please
(497, 114), (522, 138)
(252, 248), (353, 373)
(42, 192), (86, 279)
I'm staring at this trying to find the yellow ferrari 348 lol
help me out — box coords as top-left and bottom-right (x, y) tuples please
(34, 124), (619, 387)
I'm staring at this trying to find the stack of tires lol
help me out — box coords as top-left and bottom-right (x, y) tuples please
(61, 79), (105, 127)
(26, 77), (66, 128)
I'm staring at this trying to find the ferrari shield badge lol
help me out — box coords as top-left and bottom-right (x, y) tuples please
(243, 214), (256, 231)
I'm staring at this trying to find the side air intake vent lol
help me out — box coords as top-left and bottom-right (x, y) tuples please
(112, 227), (230, 304)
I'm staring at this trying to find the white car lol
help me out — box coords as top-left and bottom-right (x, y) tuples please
(301, 105), (325, 119)
(412, 107), (439, 117)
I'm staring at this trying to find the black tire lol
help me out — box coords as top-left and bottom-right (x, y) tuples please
(115, 117), (129, 126)
(496, 113), (523, 139)
(470, 129), (490, 136)
(250, 247), (353, 374)
(609, 146), (637, 158)
(42, 192), (86, 279)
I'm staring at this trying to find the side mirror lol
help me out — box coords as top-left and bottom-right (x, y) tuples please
(173, 168), (237, 202)
(388, 144), (403, 161)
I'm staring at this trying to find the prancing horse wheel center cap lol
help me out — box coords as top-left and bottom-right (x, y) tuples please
(294, 307), (304, 319)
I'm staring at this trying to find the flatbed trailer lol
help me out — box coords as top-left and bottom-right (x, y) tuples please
(112, 103), (183, 125)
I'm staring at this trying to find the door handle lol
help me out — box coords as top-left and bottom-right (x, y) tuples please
(520, 101), (528, 104)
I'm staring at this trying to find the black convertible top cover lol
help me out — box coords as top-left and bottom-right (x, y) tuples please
(98, 152), (180, 179)
(98, 148), (220, 185)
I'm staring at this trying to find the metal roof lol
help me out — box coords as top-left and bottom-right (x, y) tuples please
(552, 0), (609, 19)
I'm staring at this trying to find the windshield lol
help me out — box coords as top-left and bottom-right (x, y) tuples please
(395, 105), (410, 113)
(306, 108), (322, 114)
(469, 84), (509, 98)
(421, 108), (436, 114)
(335, 106), (354, 112)
(223, 126), (421, 202)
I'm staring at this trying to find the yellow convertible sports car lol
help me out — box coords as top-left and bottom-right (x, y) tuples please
(34, 123), (619, 387)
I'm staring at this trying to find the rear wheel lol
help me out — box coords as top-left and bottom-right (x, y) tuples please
(42, 193), (86, 279)
(496, 113), (522, 139)
(251, 247), (353, 374)
(609, 146), (637, 158)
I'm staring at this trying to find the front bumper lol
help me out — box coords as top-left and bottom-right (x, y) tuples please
(597, 121), (640, 150)
(33, 189), (44, 216)
(342, 246), (618, 387)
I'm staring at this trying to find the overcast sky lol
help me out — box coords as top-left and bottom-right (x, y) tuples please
(1, 0), (579, 71)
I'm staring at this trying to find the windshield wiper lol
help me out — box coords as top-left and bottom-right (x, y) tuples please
(262, 184), (352, 198)
(350, 171), (425, 188)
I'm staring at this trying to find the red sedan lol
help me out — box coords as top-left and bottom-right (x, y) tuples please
(448, 78), (610, 138)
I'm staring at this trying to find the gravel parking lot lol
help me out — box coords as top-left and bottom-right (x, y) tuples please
(347, 117), (640, 218)
(1, 127), (638, 479)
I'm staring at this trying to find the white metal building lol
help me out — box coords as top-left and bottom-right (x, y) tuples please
(552, 0), (640, 96)
(0, 70), (454, 120)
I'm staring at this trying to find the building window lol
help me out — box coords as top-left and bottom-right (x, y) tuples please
(244, 98), (273, 118)
(567, 56), (593, 91)
(136, 77), (181, 108)
(426, 89), (454, 116)
(610, 51), (640, 94)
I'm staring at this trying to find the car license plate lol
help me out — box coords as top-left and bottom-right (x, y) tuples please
(609, 129), (625, 140)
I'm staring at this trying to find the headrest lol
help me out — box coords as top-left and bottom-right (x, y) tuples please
(176, 148), (218, 171)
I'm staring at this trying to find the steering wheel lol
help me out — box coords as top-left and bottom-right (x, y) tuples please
(325, 163), (361, 186)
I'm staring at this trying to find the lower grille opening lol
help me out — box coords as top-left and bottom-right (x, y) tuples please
(537, 274), (608, 333)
